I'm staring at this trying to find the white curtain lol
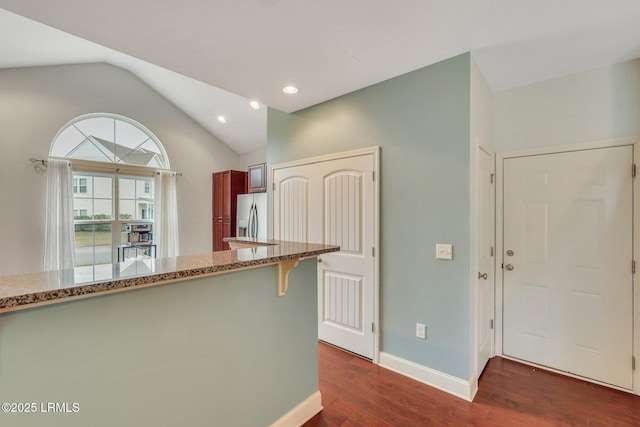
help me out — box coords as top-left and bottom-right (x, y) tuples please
(43, 158), (76, 271)
(154, 170), (180, 258)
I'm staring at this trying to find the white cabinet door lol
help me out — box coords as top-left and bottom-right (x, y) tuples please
(273, 152), (376, 359)
(503, 146), (633, 389)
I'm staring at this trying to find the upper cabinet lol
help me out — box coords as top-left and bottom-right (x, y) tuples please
(248, 163), (267, 193)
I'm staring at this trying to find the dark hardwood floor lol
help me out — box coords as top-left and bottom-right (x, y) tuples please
(304, 342), (640, 426)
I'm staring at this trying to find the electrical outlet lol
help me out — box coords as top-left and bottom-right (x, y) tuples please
(416, 323), (426, 339)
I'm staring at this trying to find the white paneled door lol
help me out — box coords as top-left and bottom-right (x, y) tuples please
(273, 151), (377, 359)
(503, 146), (634, 389)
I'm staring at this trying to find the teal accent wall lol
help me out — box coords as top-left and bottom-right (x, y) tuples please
(0, 260), (318, 426)
(268, 53), (472, 379)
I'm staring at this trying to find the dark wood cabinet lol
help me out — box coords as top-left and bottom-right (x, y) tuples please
(212, 170), (247, 251)
(248, 163), (267, 193)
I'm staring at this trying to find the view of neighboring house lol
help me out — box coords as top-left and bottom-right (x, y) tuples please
(68, 136), (165, 169)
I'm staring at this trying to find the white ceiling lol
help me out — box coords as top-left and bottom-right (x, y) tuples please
(0, 9), (266, 155)
(2, 1), (640, 154)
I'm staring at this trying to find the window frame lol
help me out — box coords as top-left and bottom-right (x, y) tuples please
(49, 113), (170, 268)
(71, 167), (157, 266)
(49, 112), (170, 170)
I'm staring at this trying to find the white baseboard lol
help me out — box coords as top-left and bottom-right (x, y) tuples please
(379, 352), (474, 401)
(270, 390), (323, 427)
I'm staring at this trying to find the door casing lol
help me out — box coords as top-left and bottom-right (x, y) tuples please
(495, 136), (640, 395)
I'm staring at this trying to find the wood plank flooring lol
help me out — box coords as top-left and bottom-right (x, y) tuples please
(304, 342), (640, 426)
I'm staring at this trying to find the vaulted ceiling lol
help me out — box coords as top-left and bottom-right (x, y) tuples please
(2, 1), (640, 154)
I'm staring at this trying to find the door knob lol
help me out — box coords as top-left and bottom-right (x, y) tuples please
(317, 257), (322, 264)
(506, 250), (514, 256)
(505, 264), (514, 271)
(478, 272), (488, 280)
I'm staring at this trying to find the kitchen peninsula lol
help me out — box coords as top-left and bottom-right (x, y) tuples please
(0, 240), (338, 427)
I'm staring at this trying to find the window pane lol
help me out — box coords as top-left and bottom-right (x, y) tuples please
(139, 203), (154, 220)
(74, 224), (112, 267)
(73, 199), (93, 219)
(119, 177), (154, 220)
(93, 199), (113, 220)
(119, 199), (135, 220)
(73, 175), (93, 196)
(119, 178), (135, 199)
(51, 126), (86, 157)
(93, 176), (112, 199)
(115, 120), (149, 148)
(120, 223), (128, 245)
(73, 118), (115, 147)
(67, 138), (113, 163)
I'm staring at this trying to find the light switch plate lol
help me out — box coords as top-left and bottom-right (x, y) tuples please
(436, 244), (453, 260)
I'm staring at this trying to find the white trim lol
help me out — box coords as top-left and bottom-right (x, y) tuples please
(469, 138), (479, 386)
(499, 136), (638, 159)
(379, 352), (474, 401)
(270, 146), (379, 169)
(269, 391), (323, 427)
(635, 140), (640, 395)
(269, 146), (381, 364)
(500, 355), (639, 396)
(469, 138), (496, 389)
(495, 136), (640, 396)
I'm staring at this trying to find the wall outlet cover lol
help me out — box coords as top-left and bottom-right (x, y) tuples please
(436, 244), (453, 260)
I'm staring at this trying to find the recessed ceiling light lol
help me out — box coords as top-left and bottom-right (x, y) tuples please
(249, 100), (261, 110)
(216, 115), (227, 123)
(282, 86), (299, 94)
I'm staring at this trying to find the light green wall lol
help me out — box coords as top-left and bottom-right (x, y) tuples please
(268, 53), (472, 379)
(493, 58), (640, 152)
(0, 259), (318, 426)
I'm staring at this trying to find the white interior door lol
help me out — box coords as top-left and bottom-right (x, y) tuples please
(272, 151), (377, 360)
(315, 155), (375, 359)
(476, 147), (494, 376)
(503, 146), (634, 389)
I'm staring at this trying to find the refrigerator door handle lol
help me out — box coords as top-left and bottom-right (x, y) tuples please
(247, 203), (254, 239)
(249, 203), (257, 239)
(253, 204), (259, 239)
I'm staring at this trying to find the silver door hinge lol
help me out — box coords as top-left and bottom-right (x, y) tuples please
(372, 247), (375, 257)
(633, 356), (636, 371)
(372, 323), (375, 333)
(372, 171), (375, 181)
(490, 319), (494, 330)
(490, 246), (494, 257)
(633, 260), (636, 274)
(633, 164), (637, 178)
(490, 173), (495, 184)
(272, 183), (276, 191)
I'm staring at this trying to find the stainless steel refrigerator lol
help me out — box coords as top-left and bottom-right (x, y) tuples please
(236, 193), (268, 240)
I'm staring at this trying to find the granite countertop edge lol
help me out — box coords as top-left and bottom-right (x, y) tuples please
(0, 241), (339, 313)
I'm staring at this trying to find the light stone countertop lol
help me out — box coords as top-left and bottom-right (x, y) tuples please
(0, 240), (339, 313)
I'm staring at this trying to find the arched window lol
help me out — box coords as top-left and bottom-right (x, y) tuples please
(50, 113), (169, 169)
(46, 113), (176, 269)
